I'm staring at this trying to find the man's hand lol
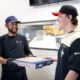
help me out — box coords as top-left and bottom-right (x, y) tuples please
(0, 57), (7, 64)
(6, 58), (19, 70)
(46, 56), (57, 62)
(27, 54), (37, 57)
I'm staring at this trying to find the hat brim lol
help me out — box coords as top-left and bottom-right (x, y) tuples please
(52, 12), (62, 16)
(10, 20), (21, 23)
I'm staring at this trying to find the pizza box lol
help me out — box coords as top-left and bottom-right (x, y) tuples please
(13, 57), (53, 69)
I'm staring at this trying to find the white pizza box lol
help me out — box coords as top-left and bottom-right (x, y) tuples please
(13, 57), (53, 69)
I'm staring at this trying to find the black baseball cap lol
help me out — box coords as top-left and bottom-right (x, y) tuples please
(52, 5), (78, 17)
(5, 16), (21, 24)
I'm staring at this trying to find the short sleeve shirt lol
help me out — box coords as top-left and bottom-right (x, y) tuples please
(0, 34), (32, 58)
(55, 29), (80, 80)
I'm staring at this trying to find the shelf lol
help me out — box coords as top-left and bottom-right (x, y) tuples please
(18, 20), (63, 50)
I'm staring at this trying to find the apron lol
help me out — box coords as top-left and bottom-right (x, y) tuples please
(1, 67), (28, 80)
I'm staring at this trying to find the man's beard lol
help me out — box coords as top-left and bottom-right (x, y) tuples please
(8, 27), (18, 34)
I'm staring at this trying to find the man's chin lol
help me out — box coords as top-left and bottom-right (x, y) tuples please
(10, 31), (17, 34)
(8, 29), (17, 34)
(12, 32), (17, 34)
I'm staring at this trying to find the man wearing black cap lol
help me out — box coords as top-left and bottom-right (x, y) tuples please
(0, 16), (33, 80)
(51, 5), (80, 80)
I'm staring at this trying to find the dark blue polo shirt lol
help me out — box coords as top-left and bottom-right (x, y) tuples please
(0, 34), (33, 71)
(0, 34), (32, 58)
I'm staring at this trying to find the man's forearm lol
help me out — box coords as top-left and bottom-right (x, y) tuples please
(65, 70), (79, 80)
(0, 57), (7, 64)
(46, 56), (57, 61)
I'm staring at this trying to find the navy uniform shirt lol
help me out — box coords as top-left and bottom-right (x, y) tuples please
(0, 34), (33, 70)
(55, 27), (80, 80)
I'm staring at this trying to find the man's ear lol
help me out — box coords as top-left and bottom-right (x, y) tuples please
(68, 15), (72, 21)
(5, 24), (8, 28)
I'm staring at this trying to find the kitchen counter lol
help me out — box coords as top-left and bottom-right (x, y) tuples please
(29, 35), (60, 50)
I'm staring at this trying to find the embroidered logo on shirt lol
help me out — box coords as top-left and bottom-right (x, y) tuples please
(16, 40), (22, 44)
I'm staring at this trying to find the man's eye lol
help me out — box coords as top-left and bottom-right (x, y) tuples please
(11, 23), (17, 25)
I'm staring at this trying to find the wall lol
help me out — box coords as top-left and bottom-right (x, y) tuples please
(0, 0), (80, 35)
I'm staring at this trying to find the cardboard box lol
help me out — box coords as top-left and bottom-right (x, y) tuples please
(13, 57), (53, 69)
